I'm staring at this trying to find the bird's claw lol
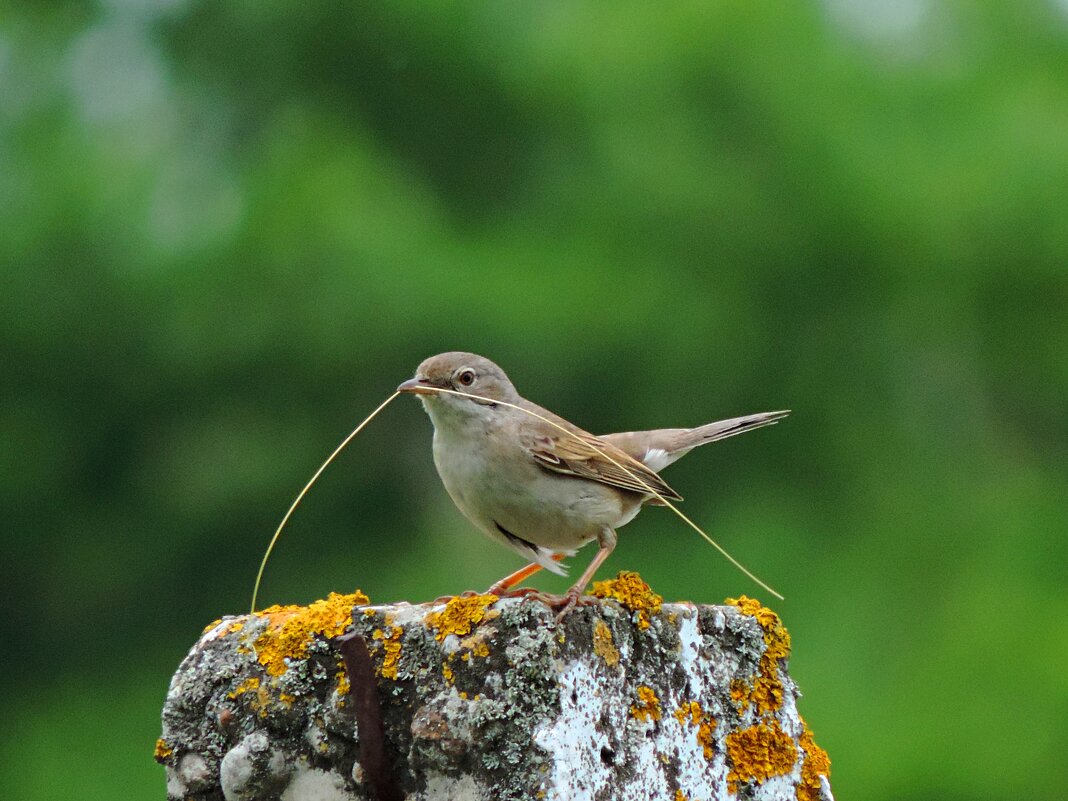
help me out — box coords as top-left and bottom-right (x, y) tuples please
(432, 587), (590, 622)
(553, 590), (591, 622)
(488, 586), (550, 600)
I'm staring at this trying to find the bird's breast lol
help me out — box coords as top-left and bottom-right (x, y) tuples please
(430, 420), (634, 549)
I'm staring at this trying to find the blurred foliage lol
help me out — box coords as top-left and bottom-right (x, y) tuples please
(2, 1), (1067, 799)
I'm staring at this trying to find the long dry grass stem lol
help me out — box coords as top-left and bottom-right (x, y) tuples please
(249, 392), (401, 613)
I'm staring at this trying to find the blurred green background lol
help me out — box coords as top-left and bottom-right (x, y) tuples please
(2, 1), (1066, 799)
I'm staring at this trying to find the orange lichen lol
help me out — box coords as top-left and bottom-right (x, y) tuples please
(730, 679), (749, 709)
(335, 671), (349, 697)
(630, 685), (661, 722)
(425, 594), (498, 640)
(228, 677), (274, 717)
(724, 597), (830, 797)
(153, 738), (173, 763)
(726, 595), (790, 661)
(751, 673), (785, 716)
(592, 619), (620, 666)
(227, 677), (261, 699)
(372, 626), (403, 680)
(591, 571), (662, 629)
(726, 721), (797, 793)
(726, 596), (791, 715)
(796, 721), (831, 801)
(457, 629), (493, 661)
(252, 590), (369, 676)
(674, 701), (717, 759)
(675, 701), (702, 726)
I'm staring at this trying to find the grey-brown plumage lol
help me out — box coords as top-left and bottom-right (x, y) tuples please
(398, 352), (788, 615)
(601, 411), (791, 474)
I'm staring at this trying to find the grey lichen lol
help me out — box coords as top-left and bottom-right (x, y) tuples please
(158, 580), (833, 801)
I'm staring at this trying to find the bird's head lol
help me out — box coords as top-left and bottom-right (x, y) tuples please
(398, 352), (519, 423)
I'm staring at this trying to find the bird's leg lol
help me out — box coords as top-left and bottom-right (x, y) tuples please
(486, 554), (566, 596)
(431, 554), (569, 604)
(555, 528), (617, 622)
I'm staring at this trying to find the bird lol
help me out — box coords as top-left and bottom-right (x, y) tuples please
(397, 351), (787, 616)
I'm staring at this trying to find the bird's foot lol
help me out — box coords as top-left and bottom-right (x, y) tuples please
(553, 588), (586, 622)
(488, 585), (552, 601)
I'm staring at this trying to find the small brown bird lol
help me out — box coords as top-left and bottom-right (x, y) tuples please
(398, 352), (787, 614)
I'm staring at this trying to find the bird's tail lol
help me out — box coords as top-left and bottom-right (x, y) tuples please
(641, 410), (790, 472)
(600, 410), (790, 473)
(683, 410), (790, 449)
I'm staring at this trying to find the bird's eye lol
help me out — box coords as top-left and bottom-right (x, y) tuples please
(457, 369), (476, 387)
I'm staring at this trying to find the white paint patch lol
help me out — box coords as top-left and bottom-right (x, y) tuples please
(620, 735), (672, 800)
(533, 659), (612, 801)
(661, 612), (729, 797)
(281, 765), (355, 801)
(666, 706), (728, 799)
(372, 602), (434, 628)
(674, 607), (705, 696)
(754, 773), (801, 800)
(199, 618), (236, 644)
(535, 620), (735, 800)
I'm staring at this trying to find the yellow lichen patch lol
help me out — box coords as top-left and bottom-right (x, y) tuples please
(228, 677), (261, 699)
(630, 685), (661, 722)
(796, 721), (831, 801)
(442, 661), (454, 683)
(253, 590), (370, 677)
(153, 738), (173, 763)
(726, 596), (790, 715)
(335, 671), (349, 697)
(674, 791), (690, 801)
(592, 619), (620, 666)
(202, 618), (246, 636)
(458, 630), (492, 660)
(750, 671), (784, 717)
(674, 701), (717, 759)
(675, 700), (702, 727)
(726, 721), (798, 793)
(726, 596), (791, 661)
(278, 693), (296, 706)
(425, 594), (498, 640)
(372, 626), (403, 680)
(591, 571), (662, 630)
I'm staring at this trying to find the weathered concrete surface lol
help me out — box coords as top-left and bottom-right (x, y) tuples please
(157, 573), (832, 801)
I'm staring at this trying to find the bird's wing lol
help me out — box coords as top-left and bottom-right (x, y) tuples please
(521, 421), (683, 502)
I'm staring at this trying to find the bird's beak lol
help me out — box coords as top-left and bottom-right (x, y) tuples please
(397, 377), (439, 396)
